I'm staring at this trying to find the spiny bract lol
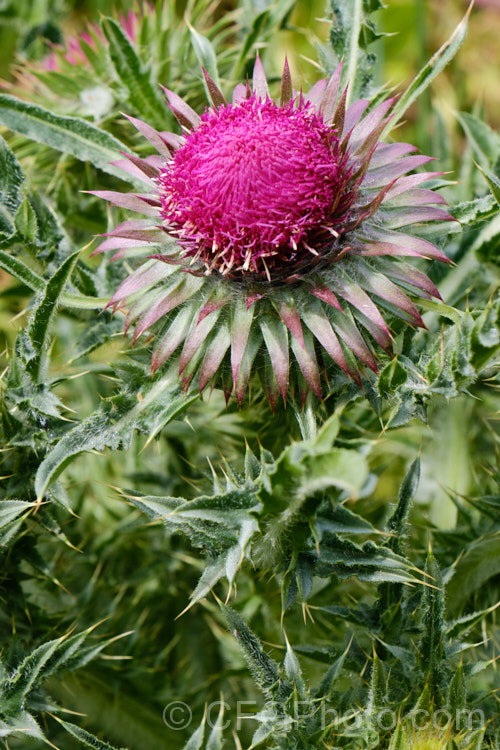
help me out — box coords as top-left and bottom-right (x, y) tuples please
(94, 57), (452, 407)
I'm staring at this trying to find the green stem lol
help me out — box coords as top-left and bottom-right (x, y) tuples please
(415, 0), (432, 154)
(61, 292), (112, 310)
(345, 0), (362, 108)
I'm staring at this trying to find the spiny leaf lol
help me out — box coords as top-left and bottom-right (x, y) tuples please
(53, 717), (127, 750)
(1, 639), (65, 712)
(0, 501), (35, 547)
(14, 194), (38, 243)
(187, 22), (222, 90)
(205, 701), (225, 750)
(387, 4), (472, 135)
(0, 623), (123, 714)
(186, 556), (228, 612)
(181, 713), (206, 750)
(456, 111), (500, 166)
(0, 134), (23, 237)
(319, 503), (377, 535)
(317, 638), (351, 699)
(419, 549), (445, 692)
(472, 211), (500, 267)
(447, 659), (466, 713)
(451, 194), (498, 225)
(0, 249), (45, 292)
(283, 635), (305, 697)
(386, 458), (420, 553)
(446, 602), (500, 639)
(315, 535), (419, 584)
(387, 722), (405, 750)
(22, 248), (80, 383)
(445, 532), (500, 614)
(366, 648), (386, 717)
(0, 94), (134, 183)
(101, 17), (169, 129)
(220, 605), (281, 696)
(476, 163), (500, 205)
(328, 0), (385, 101)
(299, 447), (369, 499)
(0, 246), (109, 310)
(123, 486), (258, 554)
(35, 376), (197, 500)
(0, 710), (48, 743)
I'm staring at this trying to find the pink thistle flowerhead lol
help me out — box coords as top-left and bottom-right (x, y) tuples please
(40, 9), (139, 72)
(158, 93), (353, 279)
(7, 7), (147, 112)
(94, 57), (453, 407)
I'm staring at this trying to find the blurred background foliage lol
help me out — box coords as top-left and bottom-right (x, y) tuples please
(1, 0), (499, 129)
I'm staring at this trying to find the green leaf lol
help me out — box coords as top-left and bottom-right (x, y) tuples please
(446, 532), (500, 614)
(0, 135), (23, 238)
(1, 640), (63, 713)
(53, 717), (127, 750)
(283, 635), (305, 696)
(0, 501), (34, 548)
(0, 710), (48, 743)
(461, 728), (485, 750)
(386, 458), (420, 553)
(187, 22), (221, 89)
(387, 722), (405, 750)
(328, 0), (385, 101)
(300, 447), (368, 498)
(314, 411), (340, 450)
(344, 0), (364, 106)
(472, 212), (500, 267)
(452, 194), (498, 225)
(101, 17), (169, 129)
(64, 317), (124, 363)
(232, 10), (269, 79)
(387, 4), (472, 135)
(205, 702), (225, 750)
(124, 486), (258, 554)
(182, 714), (206, 750)
(456, 111), (500, 167)
(188, 556), (227, 610)
(419, 549), (445, 692)
(0, 500), (34, 528)
(317, 638), (351, 699)
(447, 659), (466, 714)
(14, 194), (38, 243)
(1, 624), (130, 723)
(0, 94), (133, 183)
(476, 163), (500, 205)
(316, 535), (418, 584)
(221, 605), (281, 696)
(378, 358), (408, 396)
(319, 503), (376, 535)
(366, 649), (386, 717)
(22, 248), (81, 383)
(0, 249), (44, 292)
(35, 375), (197, 500)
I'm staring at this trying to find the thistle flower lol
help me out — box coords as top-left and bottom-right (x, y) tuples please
(3, 8), (144, 116)
(39, 10), (138, 72)
(94, 58), (452, 406)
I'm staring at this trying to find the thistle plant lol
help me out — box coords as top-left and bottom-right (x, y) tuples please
(0, 1), (499, 750)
